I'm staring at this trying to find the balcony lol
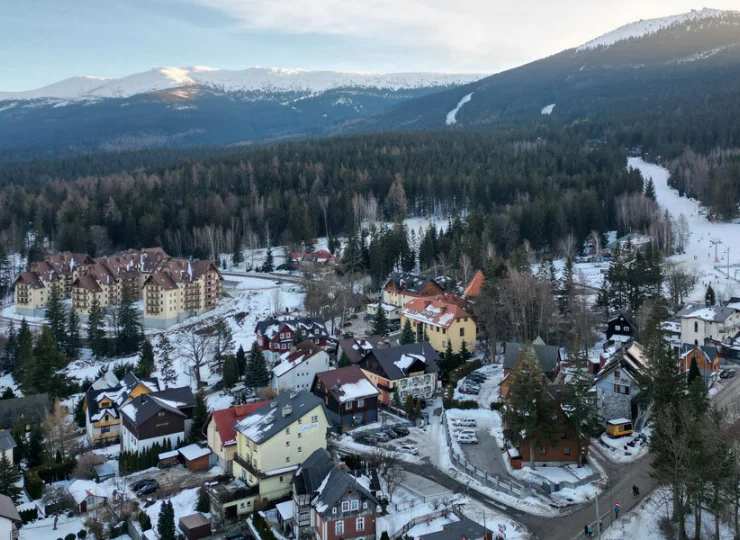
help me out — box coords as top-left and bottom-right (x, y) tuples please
(233, 454), (266, 480)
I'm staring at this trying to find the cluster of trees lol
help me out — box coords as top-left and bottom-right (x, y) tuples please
(598, 244), (663, 314)
(119, 438), (181, 476)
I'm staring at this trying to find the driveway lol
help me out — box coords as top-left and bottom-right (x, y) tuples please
(457, 427), (510, 480)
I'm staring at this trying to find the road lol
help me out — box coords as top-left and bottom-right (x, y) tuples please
(405, 445), (657, 540)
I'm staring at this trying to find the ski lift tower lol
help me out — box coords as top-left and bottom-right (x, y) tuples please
(710, 238), (723, 263)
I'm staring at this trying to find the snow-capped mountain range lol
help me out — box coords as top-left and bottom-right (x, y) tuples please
(0, 67), (486, 102)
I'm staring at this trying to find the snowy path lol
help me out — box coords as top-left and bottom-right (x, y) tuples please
(628, 158), (740, 301)
(446, 92), (473, 125)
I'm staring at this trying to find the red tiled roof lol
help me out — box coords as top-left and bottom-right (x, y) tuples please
(15, 271), (44, 288)
(210, 401), (270, 448)
(402, 294), (474, 328)
(463, 270), (485, 297)
(314, 366), (378, 402)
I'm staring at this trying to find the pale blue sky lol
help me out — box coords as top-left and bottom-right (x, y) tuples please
(3, 0), (738, 90)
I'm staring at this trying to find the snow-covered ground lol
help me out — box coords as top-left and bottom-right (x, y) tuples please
(19, 514), (86, 540)
(596, 428), (650, 464)
(628, 157), (740, 304)
(144, 487), (201, 529)
(446, 92), (473, 125)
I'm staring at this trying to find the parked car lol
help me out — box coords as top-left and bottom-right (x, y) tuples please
(721, 369), (737, 379)
(370, 432), (389, 443)
(392, 425), (410, 436)
(136, 480), (159, 497)
(453, 418), (477, 427)
(274, 280), (283, 284)
(728, 370), (737, 379)
(383, 428), (398, 439)
(459, 387), (479, 395)
(396, 444), (419, 456)
(131, 478), (155, 491)
(456, 434), (478, 444)
(343, 321), (353, 327)
(455, 428), (476, 437)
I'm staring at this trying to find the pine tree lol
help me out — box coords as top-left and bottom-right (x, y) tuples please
(223, 355), (239, 391)
(212, 317), (235, 373)
(87, 294), (107, 358)
(116, 279), (142, 355)
(705, 284), (716, 306)
(10, 425), (24, 465)
(337, 351), (351, 368)
(645, 178), (657, 200)
(437, 341), (460, 383)
(405, 395), (416, 419)
(15, 319), (33, 382)
(392, 388), (402, 408)
(157, 500), (176, 540)
(372, 305), (389, 337)
(196, 487), (210, 513)
(263, 246), (274, 273)
(74, 396), (86, 427)
(235, 345), (247, 377)
(459, 340), (471, 362)
(0, 244), (11, 302)
(687, 356), (701, 386)
(400, 320), (416, 345)
(26, 326), (68, 394)
(1, 321), (18, 373)
(563, 337), (599, 465)
(0, 453), (21, 502)
(245, 344), (269, 391)
(560, 256), (575, 315)
(136, 339), (155, 378)
(45, 285), (66, 347)
(158, 334), (177, 388)
(232, 239), (244, 268)
(27, 426), (43, 468)
(65, 308), (81, 360)
(189, 390), (208, 442)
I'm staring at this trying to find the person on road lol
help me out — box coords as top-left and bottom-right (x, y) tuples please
(615, 502), (621, 519)
(584, 524), (589, 536)
(632, 485), (640, 496)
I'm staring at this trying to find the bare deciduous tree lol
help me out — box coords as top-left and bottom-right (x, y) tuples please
(43, 485), (75, 529)
(181, 330), (213, 388)
(371, 449), (403, 504)
(459, 253), (472, 287)
(272, 287), (283, 316)
(44, 400), (79, 462)
(665, 263), (697, 311)
(72, 453), (104, 480)
(558, 234), (576, 260)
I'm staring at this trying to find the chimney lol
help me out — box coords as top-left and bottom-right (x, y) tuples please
(282, 404), (293, 417)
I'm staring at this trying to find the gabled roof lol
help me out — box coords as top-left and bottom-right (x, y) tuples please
(596, 341), (649, 381)
(680, 344), (719, 362)
(0, 431), (16, 452)
(503, 343), (560, 374)
(67, 480), (106, 504)
(14, 271), (45, 289)
(293, 448), (336, 496)
(463, 270), (485, 297)
(419, 517), (491, 540)
(609, 309), (637, 328)
(272, 342), (324, 378)
(676, 303), (737, 323)
(337, 336), (391, 365)
(0, 494), (21, 522)
(209, 401), (270, 448)
(314, 366), (379, 404)
(362, 343), (440, 380)
(255, 317), (328, 341)
(384, 272), (441, 295)
(90, 370), (120, 391)
(73, 274), (103, 293)
(234, 391), (324, 444)
(0, 394), (49, 430)
(119, 387), (193, 427)
(402, 295), (474, 328)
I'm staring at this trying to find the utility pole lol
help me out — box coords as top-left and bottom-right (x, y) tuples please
(727, 247), (731, 279)
(595, 493), (601, 539)
(710, 238), (723, 263)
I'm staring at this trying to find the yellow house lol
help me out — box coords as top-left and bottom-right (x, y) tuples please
(206, 401), (270, 473)
(13, 272), (50, 318)
(227, 391), (328, 515)
(401, 294), (477, 354)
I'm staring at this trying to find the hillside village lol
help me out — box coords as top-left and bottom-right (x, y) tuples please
(0, 157), (740, 540)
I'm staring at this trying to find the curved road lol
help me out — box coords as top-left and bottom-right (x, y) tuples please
(406, 445), (656, 540)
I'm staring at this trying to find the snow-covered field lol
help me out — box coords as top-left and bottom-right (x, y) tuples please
(596, 429), (650, 464)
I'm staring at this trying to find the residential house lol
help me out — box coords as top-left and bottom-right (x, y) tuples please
(312, 366), (379, 430)
(336, 336), (391, 366)
(418, 518), (493, 540)
(594, 342), (649, 425)
(0, 494), (21, 540)
(230, 391), (329, 509)
(255, 317), (330, 363)
(13, 271), (52, 317)
(506, 385), (589, 469)
(0, 394), (49, 431)
(500, 341), (563, 399)
(606, 310), (638, 343)
(272, 342), (330, 393)
(206, 401), (269, 473)
(676, 303), (740, 346)
(400, 294), (476, 354)
(0, 433), (15, 468)
(365, 302), (401, 323)
(119, 387), (195, 453)
(289, 250), (337, 268)
(67, 480), (108, 513)
(142, 259), (223, 329)
(680, 344), (720, 387)
(382, 272), (444, 308)
(358, 342), (440, 405)
(462, 270), (485, 299)
(292, 448), (378, 540)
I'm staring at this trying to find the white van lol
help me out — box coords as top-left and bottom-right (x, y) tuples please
(453, 418), (477, 427)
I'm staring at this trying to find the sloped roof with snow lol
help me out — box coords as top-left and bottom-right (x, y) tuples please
(384, 272), (442, 295)
(676, 303), (736, 323)
(362, 342), (439, 380)
(234, 391), (323, 444)
(314, 366), (379, 403)
(209, 401), (270, 448)
(402, 295), (473, 328)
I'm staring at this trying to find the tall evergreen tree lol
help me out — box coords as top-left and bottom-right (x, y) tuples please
(645, 178), (657, 200)
(705, 284), (716, 306)
(116, 279), (142, 355)
(232, 240), (244, 268)
(559, 256), (575, 315)
(157, 334), (177, 388)
(223, 355), (239, 391)
(235, 345), (247, 377)
(24, 326), (68, 394)
(64, 308), (81, 360)
(1, 321), (18, 373)
(0, 245), (11, 303)
(337, 350), (351, 368)
(244, 344), (269, 390)
(27, 426), (43, 468)
(87, 294), (107, 358)
(263, 246), (274, 273)
(157, 500), (176, 540)
(189, 390), (208, 442)
(563, 337), (600, 465)
(212, 317), (235, 373)
(459, 340), (471, 362)
(136, 338), (155, 378)
(15, 319), (34, 382)
(687, 356), (701, 386)
(0, 453), (21, 502)
(372, 305), (389, 337)
(45, 285), (66, 347)
(400, 320), (416, 345)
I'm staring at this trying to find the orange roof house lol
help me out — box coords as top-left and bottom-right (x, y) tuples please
(463, 270), (485, 298)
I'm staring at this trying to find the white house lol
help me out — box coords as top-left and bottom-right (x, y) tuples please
(594, 342), (649, 425)
(0, 432), (16, 465)
(67, 480), (108, 513)
(271, 343), (331, 393)
(119, 388), (194, 454)
(0, 494), (20, 540)
(677, 303), (740, 346)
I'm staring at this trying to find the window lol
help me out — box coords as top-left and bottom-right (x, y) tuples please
(101, 426), (110, 434)
(311, 415), (318, 422)
(286, 457), (290, 463)
(332, 507), (337, 515)
(442, 328), (446, 335)
(362, 501), (368, 510)
(357, 399), (364, 408)
(342, 501), (350, 512)
(694, 321), (699, 333)
(356, 517), (365, 531)
(351, 500), (359, 511)
(298, 447), (302, 453)
(335, 521), (344, 535)
(540, 447), (546, 455)
(346, 402), (353, 410)
(614, 384), (621, 394)
(298, 432), (302, 438)
(280, 332), (285, 339)
(286, 427), (290, 435)
(286, 441), (290, 447)
(460, 327), (465, 337)
(564, 447), (571, 456)
(279, 476), (284, 483)
(615, 325), (621, 331)
(315, 329), (319, 335)
(614, 370), (621, 380)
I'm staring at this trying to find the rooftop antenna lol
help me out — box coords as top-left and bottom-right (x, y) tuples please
(710, 238), (723, 263)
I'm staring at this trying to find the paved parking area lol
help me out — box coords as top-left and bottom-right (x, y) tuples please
(128, 465), (223, 499)
(456, 427), (509, 479)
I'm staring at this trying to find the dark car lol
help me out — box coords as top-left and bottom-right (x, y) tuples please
(728, 370), (737, 379)
(136, 480), (159, 497)
(392, 425), (410, 436)
(383, 428), (398, 439)
(131, 478), (155, 491)
(343, 321), (353, 327)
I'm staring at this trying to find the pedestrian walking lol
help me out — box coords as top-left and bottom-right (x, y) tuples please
(615, 502), (621, 519)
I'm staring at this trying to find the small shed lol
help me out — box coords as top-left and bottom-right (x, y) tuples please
(94, 462), (115, 483)
(179, 512), (212, 540)
(275, 500), (294, 533)
(178, 444), (212, 472)
(67, 480), (107, 513)
(158, 450), (180, 469)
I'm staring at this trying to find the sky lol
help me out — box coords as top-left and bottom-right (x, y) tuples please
(2, 0), (739, 91)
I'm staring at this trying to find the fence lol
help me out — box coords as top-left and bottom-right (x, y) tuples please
(391, 506), (462, 539)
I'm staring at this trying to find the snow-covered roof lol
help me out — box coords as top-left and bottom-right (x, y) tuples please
(67, 480), (106, 504)
(234, 391), (323, 444)
(315, 366), (379, 403)
(676, 303), (736, 323)
(178, 444), (211, 461)
(607, 417), (631, 425)
(159, 450), (179, 460)
(276, 500), (294, 521)
(402, 294), (473, 328)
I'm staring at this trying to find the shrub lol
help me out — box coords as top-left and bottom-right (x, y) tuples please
(65, 533), (76, 540)
(19, 507), (38, 524)
(490, 402), (503, 410)
(443, 398), (479, 410)
(251, 512), (277, 540)
(77, 531), (87, 539)
(23, 471), (44, 500)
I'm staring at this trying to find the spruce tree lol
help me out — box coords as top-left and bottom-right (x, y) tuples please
(235, 345), (247, 377)
(232, 240), (244, 268)
(212, 317), (235, 373)
(372, 305), (389, 337)
(263, 246), (274, 273)
(459, 340), (471, 362)
(158, 334), (177, 388)
(2, 321), (18, 373)
(405, 395), (416, 419)
(157, 500), (176, 540)
(116, 279), (142, 355)
(645, 178), (657, 200)
(0, 453), (21, 502)
(65, 308), (81, 360)
(245, 344), (269, 391)
(337, 351), (351, 368)
(560, 256), (575, 315)
(74, 397), (86, 428)
(223, 355), (239, 391)
(136, 339), (155, 378)
(0, 244), (11, 302)
(196, 487), (210, 513)
(705, 284), (716, 306)
(15, 319), (34, 382)
(400, 320), (416, 345)
(189, 390), (208, 442)
(87, 294), (107, 358)
(45, 285), (66, 347)
(563, 337), (599, 465)
(27, 426), (43, 468)
(392, 388), (402, 408)
(687, 356), (701, 386)
(26, 326), (68, 394)
(10, 425), (24, 465)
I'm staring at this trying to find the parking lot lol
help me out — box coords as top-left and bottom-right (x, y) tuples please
(127, 464), (224, 500)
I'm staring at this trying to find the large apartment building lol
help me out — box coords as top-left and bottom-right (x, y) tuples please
(400, 294), (476, 354)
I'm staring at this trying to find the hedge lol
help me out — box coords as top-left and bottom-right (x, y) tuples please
(19, 507), (38, 524)
(23, 470), (44, 500)
(252, 512), (277, 540)
(443, 359), (483, 410)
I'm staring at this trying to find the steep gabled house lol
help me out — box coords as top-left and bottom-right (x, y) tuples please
(292, 448), (379, 540)
(400, 294), (476, 354)
(605, 309), (638, 342)
(206, 401), (270, 473)
(255, 317), (330, 363)
(500, 341), (563, 399)
(680, 344), (720, 387)
(594, 342), (649, 424)
(336, 336), (391, 366)
(0, 394), (49, 431)
(382, 272), (444, 308)
(676, 303), (740, 346)
(119, 387), (195, 453)
(312, 366), (379, 430)
(14, 270), (54, 317)
(358, 342), (440, 405)
(271, 342), (330, 393)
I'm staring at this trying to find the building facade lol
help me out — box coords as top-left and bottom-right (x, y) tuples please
(677, 303), (740, 346)
(271, 343), (330, 393)
(206, 401), (269, 473)
(400, 295), (476, 354)
(312, 366), (379, 430)
(255, 317), (330, 363)
(119, 389), (195, 453)
(382, 272), (444, 308)
(358, 343), (439, 405)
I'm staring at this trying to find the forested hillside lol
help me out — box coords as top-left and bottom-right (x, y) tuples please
(0, 130), (641, 261)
